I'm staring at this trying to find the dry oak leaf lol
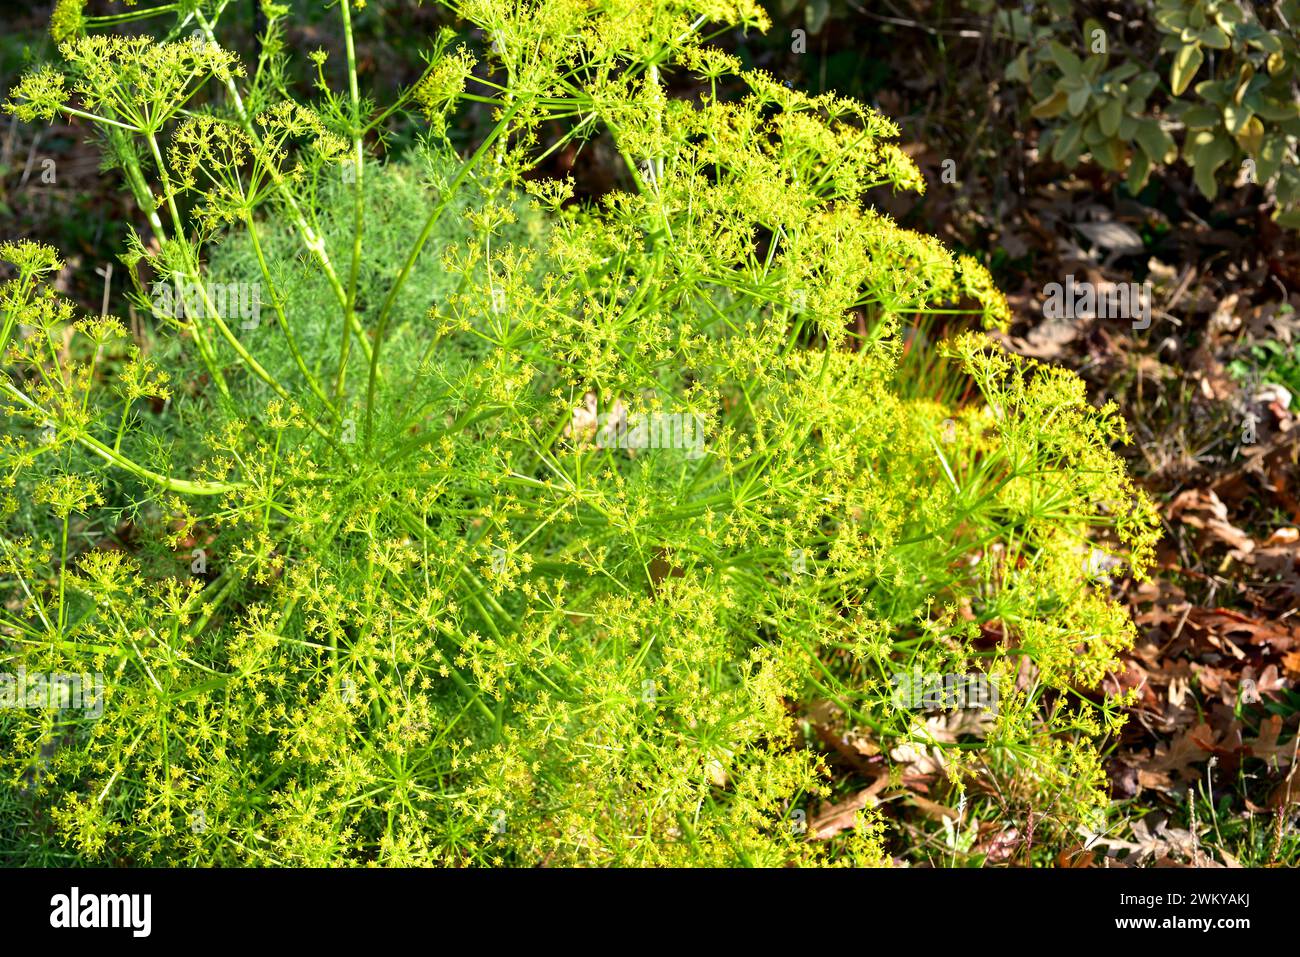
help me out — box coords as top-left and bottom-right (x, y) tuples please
(1167, 489), (1254, 559)
(1082, 814), (1198, 864)
(1244, 715), (1298, 767)
(809, 773), (890, 841)
(1282, 649), (1300, 679)
(1136, 722), (1215, 792)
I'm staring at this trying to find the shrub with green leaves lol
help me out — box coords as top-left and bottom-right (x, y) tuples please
(1, 0), (1157, 866)
(991, 0), (1300, 225)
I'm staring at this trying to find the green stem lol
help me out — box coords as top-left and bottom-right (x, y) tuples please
(113, 397), (131, 453)
(86, 4), (179, 27)
(142, 132), (337, 441)
(363, 99), (524, 449)
(0, 274), (33, 359)
(244, 212), (338, 418)
(117, 129), (228, 396)
(194, 8), (372, 367)
(335, 0), (366, 402)
(2, 381), (240, 496)
(57, 515), (69, 632)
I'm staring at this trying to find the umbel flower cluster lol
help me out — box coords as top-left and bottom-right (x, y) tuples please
(1, 0), (1157, 866)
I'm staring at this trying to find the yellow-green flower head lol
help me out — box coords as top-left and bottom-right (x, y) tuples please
(35, 474), (104, 518)
(0, 240), (63, 277)
(8, 35), (244, 133)
(50, 0), (87, 43)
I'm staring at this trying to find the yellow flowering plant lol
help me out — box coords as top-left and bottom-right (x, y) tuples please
(0, 0), (1157, 866)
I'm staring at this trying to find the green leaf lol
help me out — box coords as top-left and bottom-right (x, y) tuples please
(1099, 97), (1122, 137)
(1184, 130), (1235, 198)
(1083, 17), (1108, 59)
(1067, 86), (1091, 116)
(1254, 96), (1298, 122)
(1127, 150), (1152, 192)
(1246, 31), (1283, 55)
(1171, 43), (1203, 96)
(1092, 137), (1124, 171)
(1181, 104), (1221, 129)
(1005, 49), (1032, 84)
(1215, 4), (1245, 28)
(1083, 116), (1109, 147)
(1049, 40), (1084, 81)
(1278, 167), (1300, 205)
(1198, 25), (1230, 50)
(1195, 78), (1234, 107)
(1222, 103), (1253, 135)
(1258, 134), (1287, 183)
(805, 0), (830, 35)
(1052, 120), (1084, 163)
(1127, 71), (1161, 105)
(1154, 9), (1189, 32)
(1029, 72), (1057, 100)
(1031, 89), (1069, 119)
(1274, 207), (1300, 229)
(1232, 63), (1255, 105)
(1233, 115), (1265, 155)
(1134, 119), (1176, 164)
